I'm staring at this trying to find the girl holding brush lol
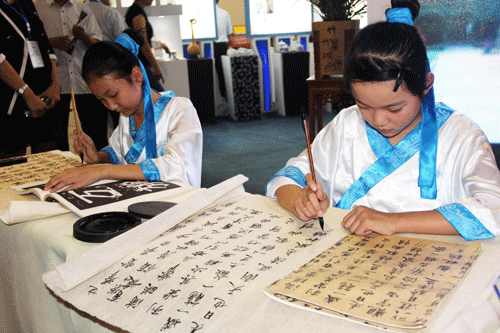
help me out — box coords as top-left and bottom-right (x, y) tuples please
(266, 0), (500, 241)
(45, 32), (202, 192)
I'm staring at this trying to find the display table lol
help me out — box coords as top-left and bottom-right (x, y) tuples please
(306, 75), (351, 142)
(187, 57), (216, 123)
(273, 51), (310, 117)
(157, 58), (190, 98)
(1, 173), (500, 332)
(222, 55), (262, 120)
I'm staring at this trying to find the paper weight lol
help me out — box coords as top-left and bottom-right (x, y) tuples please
(73, 212), (141, 243)
(127, 201), (176, 221)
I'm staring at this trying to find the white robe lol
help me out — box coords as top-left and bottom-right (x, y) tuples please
(266, 104), (500, 241)
(103, 95), (202, 188)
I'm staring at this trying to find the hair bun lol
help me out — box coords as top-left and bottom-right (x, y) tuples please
(391, 0), (420, 20)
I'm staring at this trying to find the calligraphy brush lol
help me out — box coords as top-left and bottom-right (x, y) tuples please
(300, 112), (324, 231)
(70, 87), (84, 165)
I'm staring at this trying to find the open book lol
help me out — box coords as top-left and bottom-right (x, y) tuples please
(10, 179), (183, 217)
(0, 150), (82, 191)
(264, 234), (482, 332)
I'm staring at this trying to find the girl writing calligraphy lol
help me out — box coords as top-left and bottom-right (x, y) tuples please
(266, 0), (500, 241)
(45, 32), (202, 192)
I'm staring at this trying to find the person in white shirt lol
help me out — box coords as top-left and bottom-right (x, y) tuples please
(88, 0), (126, 42)
(35, 0), (109, 151)
(214, 0), (233, 97)
(88, 0), (126, 128)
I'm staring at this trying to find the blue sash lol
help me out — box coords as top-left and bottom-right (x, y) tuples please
(386, 7), (439, 201)
(115, 33), (158, 163)
(124, 91), (175, 164)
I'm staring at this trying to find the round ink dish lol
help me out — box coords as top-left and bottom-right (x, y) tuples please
(73, 212), (141, 243)
(127, 201), (176, 221)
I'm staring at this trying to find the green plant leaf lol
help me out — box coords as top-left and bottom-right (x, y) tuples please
(305, 0), (367, 21)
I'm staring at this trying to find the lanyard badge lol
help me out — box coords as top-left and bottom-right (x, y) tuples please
(4, 0), (45, 68)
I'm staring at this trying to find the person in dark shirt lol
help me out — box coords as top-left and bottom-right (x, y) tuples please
(0, 0), (61, 158)
(125, 0), (164, 92)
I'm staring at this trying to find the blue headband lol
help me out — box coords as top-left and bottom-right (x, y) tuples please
(386, 7), (438, 199)
(115, 33), (158, 160)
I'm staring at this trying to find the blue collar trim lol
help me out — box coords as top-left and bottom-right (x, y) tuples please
(115, 32), (157, 161)
(337, 104), (453, 209)
(125, 92), (175, 164)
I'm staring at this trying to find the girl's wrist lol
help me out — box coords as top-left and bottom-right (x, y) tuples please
(98, 164), (112, 179)
(391, 213), (407, 234)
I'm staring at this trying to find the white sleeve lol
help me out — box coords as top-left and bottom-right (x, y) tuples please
(265, 110), (348, 200)
(226, 13), (233, 35)
(110, 10), (126, 41)
(431, 112), (500, 240)
(82, 8), (103, 41)
(103, 115), (127, 164)
(265, 150), (310, 199)
(153, 97), (203, 188)
(445, 123), (500, 238)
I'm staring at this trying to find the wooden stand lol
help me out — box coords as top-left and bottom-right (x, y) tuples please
(306, 75), (350, 142)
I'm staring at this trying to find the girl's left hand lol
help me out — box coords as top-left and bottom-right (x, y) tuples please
(341, 206), (399, 236)
(44, 165), (107, 193)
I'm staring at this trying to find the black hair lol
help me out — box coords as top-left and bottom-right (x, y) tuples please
(344, 0), (428, 98)
(82, 29), (143, 83)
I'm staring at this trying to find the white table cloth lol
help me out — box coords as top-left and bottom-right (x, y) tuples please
(1, 179), (500, 332)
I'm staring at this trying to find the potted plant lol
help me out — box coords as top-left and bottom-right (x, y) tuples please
(309, 0), (366, 21)
(306, 0), (367, 78)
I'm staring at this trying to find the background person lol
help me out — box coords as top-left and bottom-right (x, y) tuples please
(35, 0), (109, 151)
(214, 0), (233, 98)
(125, 0), (164, 92)
(0, 0), (61, 158)
(88, 0), (126, 42)
(88, 0), (127, 129)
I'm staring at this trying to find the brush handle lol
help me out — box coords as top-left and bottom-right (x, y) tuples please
(70, 87), (84, 165)
(301, 113), (324, 231)
(301, 116), (317, 183)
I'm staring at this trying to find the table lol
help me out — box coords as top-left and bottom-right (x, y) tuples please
(273, 52), (309, 117)
(306, 75), (351, 142)
(1, 179), (500, 332)
(156, 58), (190, 99)
(187, 58), (216, 123)
(222, 55), (262, 121)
